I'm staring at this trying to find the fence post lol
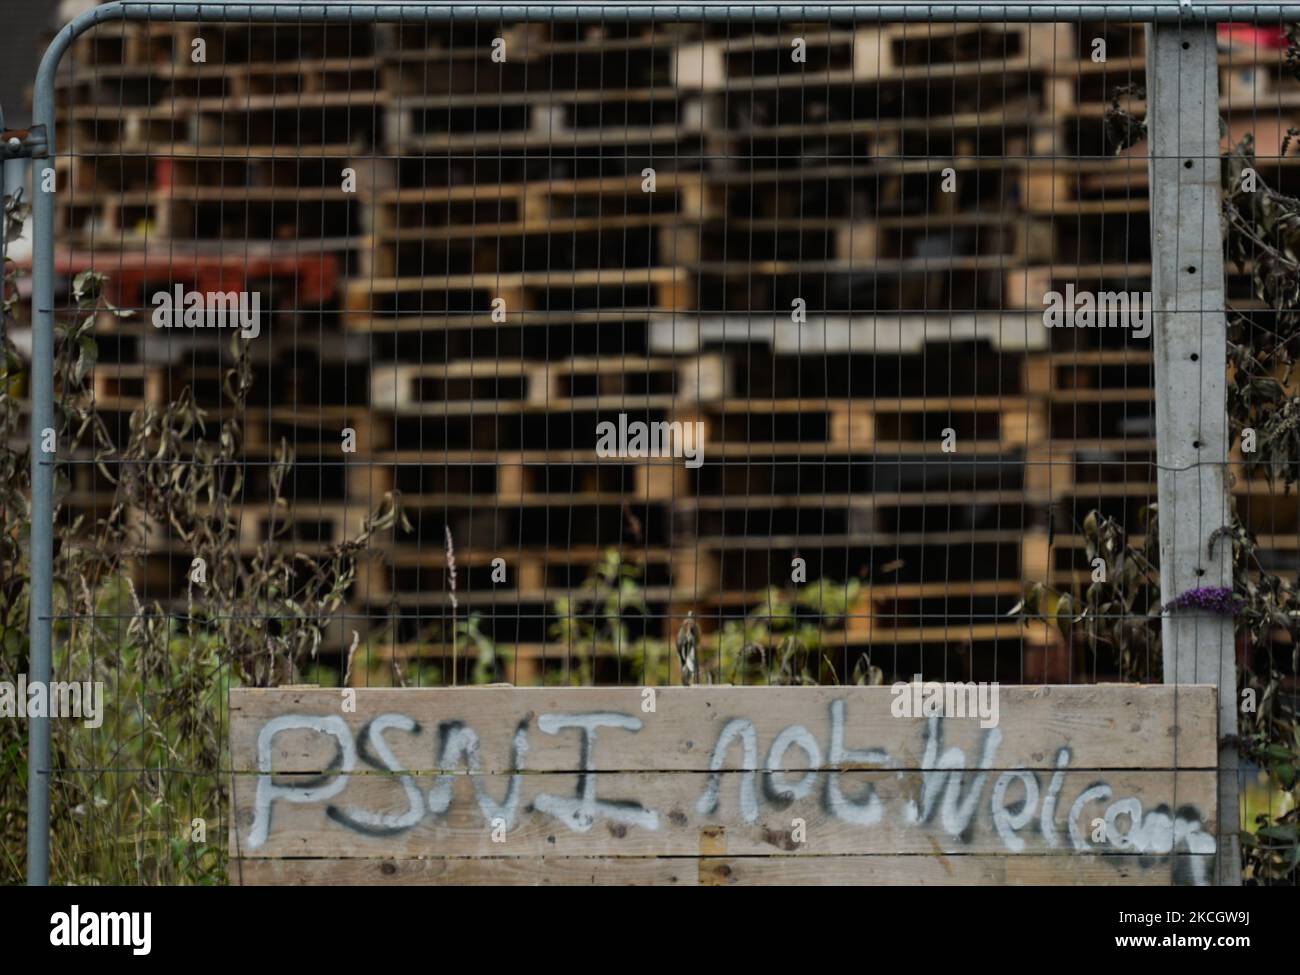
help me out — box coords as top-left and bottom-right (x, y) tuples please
(25, 17), (68, 885)
(1145, 21), (1240, 886)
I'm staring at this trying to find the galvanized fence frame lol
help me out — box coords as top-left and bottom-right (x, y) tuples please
(23, 0), (1280, 885)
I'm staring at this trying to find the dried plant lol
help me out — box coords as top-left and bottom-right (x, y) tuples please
(1015, 81), (1300, 883)
(1, 199), (401, 881)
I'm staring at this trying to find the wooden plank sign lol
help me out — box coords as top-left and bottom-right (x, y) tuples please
(229, 684), (1219, 886)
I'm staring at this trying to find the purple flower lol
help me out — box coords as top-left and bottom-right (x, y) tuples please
(1166, 586), (1241, 617)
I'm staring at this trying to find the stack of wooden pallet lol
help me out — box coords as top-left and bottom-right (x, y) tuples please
(43, 15), (1300, 686)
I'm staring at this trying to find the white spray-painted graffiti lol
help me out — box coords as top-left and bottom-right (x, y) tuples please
(245, 702), (1216, 884)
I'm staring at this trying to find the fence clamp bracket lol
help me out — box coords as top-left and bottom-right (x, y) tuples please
(2, 124), (48, 160)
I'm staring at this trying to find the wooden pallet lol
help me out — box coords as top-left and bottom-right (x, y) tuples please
(698, 396), (1047, 450)
(673, 24), (1072, 90)
(646, 312), (1051, 354)
(366, 171), (719, 231)
(239, 406), (393, 454)
(1032, 530), (1300, 587)
(56, 53), (384, 100)
(89, 363), (233, 412)
(72, 20), (375, 69)
(346, 449), (694, 506)
(1022, 437), (1155, 497)
(381, 94), (716, 151)
(133, 501), (372, 550)
(1001, 263), (1155, 311)
(1234, 490), (1300, 541)
(1017, 156), (1151, 213)
(57, 189), (355, 245)
(344, 267), (694, 322)
(701, 258), (1066, 315)
(374, 20), (551, 61)
(711, 214), (1056, 266)
(62, 94), (382, 152)
(369, 353), (730, 414)
(363, 544), (675, 601)
(70, 21), (188, 67)
(671, 530), (1050, 598)
(362, 175), (720, 276)
(675, 489), (1039, 540)
(44, 13), (1257, 695)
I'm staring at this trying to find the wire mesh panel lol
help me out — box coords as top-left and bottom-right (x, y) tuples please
(49, 12), (1159, 684)
(5, 1), (1298, 886)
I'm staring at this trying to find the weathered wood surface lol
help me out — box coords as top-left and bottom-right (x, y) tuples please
(230, 685), (1216, 772)
(232, 769), (1214, 856)
(233, 854), (1210, 887)
(229, 685), (1219, 886)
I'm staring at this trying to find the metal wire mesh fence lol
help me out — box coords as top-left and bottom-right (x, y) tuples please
(2, 1), (1298, 885)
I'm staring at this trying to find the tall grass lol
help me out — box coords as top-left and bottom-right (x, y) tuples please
(1, 189), (397, 883)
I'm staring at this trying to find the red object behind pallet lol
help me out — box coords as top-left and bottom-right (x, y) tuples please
(50, 249), (339, 307)
(153, 158), (175, 190)
(1218, 23), (1288, 49)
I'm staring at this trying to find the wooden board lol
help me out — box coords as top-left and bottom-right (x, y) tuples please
(232, 854), (1206, 887)
(230, 685), (1219, 886)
